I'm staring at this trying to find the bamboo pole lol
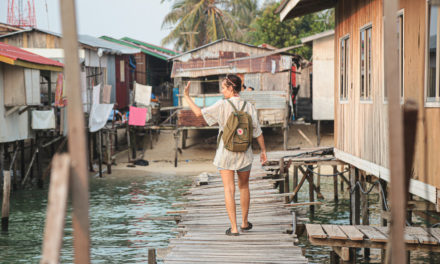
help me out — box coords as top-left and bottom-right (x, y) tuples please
(58, 0), (91, 262)
(384, 0), (406, 262)
(40, 154), (70, 264)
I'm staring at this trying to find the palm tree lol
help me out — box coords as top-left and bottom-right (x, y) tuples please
(161, 0), (239, 51)
(225, 0), (259, 42)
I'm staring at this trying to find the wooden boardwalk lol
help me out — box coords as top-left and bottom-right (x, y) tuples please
(163, 158), (309, 264)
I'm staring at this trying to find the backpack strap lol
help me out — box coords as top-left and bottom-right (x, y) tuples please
(226, 99), (239, 113)
(240, 101), (247, 111)
(217, 130), (223, 148)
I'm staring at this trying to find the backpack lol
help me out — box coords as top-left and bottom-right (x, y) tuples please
(218, 99), (253, 152)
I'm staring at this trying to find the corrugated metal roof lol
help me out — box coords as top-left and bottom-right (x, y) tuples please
(78, 35), (140, 55)
(170, 39), (270, 60)
(121, 37), (179, 56)
(0, 42), (64, 67)
(301, 30), (335, 43)
(100, 36), (172, 61)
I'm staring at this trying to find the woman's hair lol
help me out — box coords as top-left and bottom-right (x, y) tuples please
(224, 74), (242, 94)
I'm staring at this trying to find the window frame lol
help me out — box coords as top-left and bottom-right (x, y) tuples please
(360, 23), (373, 103)
(425, 0), (440, 107)
(339, 34), (350, 104)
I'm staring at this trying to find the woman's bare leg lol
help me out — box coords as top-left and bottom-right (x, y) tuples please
(220, 169), (238, 233)
(237, 170), (250, 228)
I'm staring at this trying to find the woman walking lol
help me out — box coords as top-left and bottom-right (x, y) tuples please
(183, 74), (267, 236)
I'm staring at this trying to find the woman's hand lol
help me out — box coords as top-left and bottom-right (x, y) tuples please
(260, 151), (267, 165)
(184, 81), (191, 97)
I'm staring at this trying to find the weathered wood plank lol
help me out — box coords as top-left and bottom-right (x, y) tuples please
(356, 225), (388, 242)
(322, 224), (348, 240)
(338, 225), (365, 241)
(306, 224), (327, 238)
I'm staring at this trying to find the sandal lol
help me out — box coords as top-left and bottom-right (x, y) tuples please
(240, 222), (253, 231)
(225, 228), (239, 236)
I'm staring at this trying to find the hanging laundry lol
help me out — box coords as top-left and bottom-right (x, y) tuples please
(93, 83), (101, 105)
(32, 110), (56, 130)
(81, 71), (87, 112)
(128, 106), (147, 126)
(102, 84), (112, 104)
(54, 73), (64, 107)
(134, 82), (152, 106)
(89, 103), (114, 132)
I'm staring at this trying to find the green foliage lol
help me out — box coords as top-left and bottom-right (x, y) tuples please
(249, 3), (334, 59)
(160, 0), (335, 56)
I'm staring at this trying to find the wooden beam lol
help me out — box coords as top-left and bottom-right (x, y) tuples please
(41, 154), (70, 264)
(58, 0), (91, 262)
(384, 0), (407, 262)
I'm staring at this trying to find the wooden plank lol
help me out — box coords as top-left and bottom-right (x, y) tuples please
(306, 224), (327, 238)
(338, 225), (365, 241)
(405, 227), (439, 245)
(321, 225), (348, 240)
(41, 154), (70, 264)
(356, 225), (388, 243)
(375, 226), (418, 244)
(426, 228), (440, 243)
(59, 0), (91, 262)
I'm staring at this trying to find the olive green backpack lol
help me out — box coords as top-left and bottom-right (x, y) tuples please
(218, 99), (253, 152)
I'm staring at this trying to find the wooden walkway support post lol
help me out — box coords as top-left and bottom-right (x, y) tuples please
(360, 172), (370, 259)
(384, 0), (406, 262)
(148, 248), (157, 264)
(59, 0), (91, 261)
(293, 166), (298, 202)
(41, 154), (70, 264)
(308, 165), (315, 217)
(349, 166), (360, 225)
(333, 165), (338, 202)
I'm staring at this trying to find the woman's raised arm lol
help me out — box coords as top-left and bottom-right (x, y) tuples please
(183, 81), (202, 117)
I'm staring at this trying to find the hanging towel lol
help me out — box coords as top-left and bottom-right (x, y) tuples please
(32, 110), (56, 130)
(128, 106), (147, 126)
(89, 104), (114, 132)
(134, 82), (152, 106)
(102, 84), (112, 104)
(93, 83), (101, 105)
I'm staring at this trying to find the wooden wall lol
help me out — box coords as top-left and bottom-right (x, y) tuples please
(335, 0), (440, 189)
(2, 31), (62, 48)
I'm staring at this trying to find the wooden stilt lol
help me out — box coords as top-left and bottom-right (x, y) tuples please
(181, 129), (188, 149)
(21, 146), (38, 187)
(360, 172), (370, 259)
(12, 142), (18, 191)
(316, 120), (321, 146)
(98, 131), (102, 178)
(280, 158), (290, 203)
(106, 131), (112, 174)
(340, 165), (345, 192)
(36, 134), (43, 189)
(174, 129), (180, 168)
(126, 125), (132, 163)
(30, 139), (34, 181)
(293, 166), (298, 202)
(150, 130), (154, 150)
(41, 154), (70, 263)
(283, 116), (288, 150)
(20, 140), (25, 184)
(59, 0), (92, 259)
(333, 165), (338, 202)
(131, 128), (137, 160)
(2, 170), (11, 231)
(308, 165), (315, 217)
(317, 166), (321, 193)
(88, 132), (94, 172)
(350, 166), (360, 225)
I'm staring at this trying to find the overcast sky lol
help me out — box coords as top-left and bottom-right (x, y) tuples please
(0, 0), (175, 48)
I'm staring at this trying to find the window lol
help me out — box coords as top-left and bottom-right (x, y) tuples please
(340, 36), (350, 101)
(427, 4), (440, 104)
(360, 25), (372, 101)
(398, 12), (404, 101)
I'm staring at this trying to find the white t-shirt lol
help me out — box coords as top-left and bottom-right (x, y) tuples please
(201, 96), (262, 170)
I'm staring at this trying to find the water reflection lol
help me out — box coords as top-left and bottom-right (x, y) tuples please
(0, 172), (192, 263)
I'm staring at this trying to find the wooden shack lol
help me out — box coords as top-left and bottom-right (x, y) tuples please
(278, 0), (440, 206)
(0, 42), (63, 143)
(100, 36), (177, 106)
(171, 39), (296, 149)
(0, 28), (140, 112)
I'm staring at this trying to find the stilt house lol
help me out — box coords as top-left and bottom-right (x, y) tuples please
(278, 0), (440, 206)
